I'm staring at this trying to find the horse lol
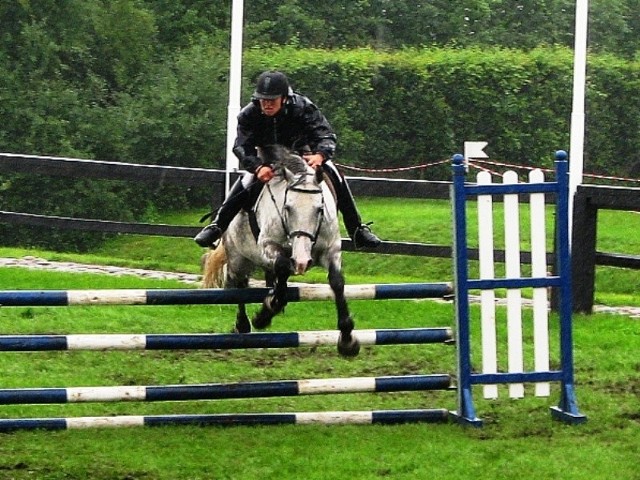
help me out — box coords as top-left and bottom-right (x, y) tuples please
(202, 145), (360, 357)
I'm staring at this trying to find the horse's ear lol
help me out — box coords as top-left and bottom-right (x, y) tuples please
(283, 166), (295, 183)
(315, 168), (324, 184)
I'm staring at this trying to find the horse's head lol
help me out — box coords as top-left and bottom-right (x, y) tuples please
(282, 165), (325, 275)
(258, 145), (331, 275)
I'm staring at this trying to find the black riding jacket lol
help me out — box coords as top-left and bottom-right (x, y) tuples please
(233, 92), (337, 173)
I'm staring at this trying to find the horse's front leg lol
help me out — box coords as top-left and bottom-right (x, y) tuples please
(252, 253), (291, 330)
(235, 303), (251, 333)
(328, 262), (360, 357)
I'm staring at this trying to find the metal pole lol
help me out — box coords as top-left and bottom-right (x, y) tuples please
(225, 0), (244, 193)
(568, 0), (589, 244)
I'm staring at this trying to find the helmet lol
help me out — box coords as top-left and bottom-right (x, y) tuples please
(253, 71), (289, 100)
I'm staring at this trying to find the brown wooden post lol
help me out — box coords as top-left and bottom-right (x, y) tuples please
(571, 187), (598, 314)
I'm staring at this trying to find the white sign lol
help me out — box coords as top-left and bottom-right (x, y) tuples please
(464, 141), (488, 160)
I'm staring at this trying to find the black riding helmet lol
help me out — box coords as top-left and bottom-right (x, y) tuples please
(253, 71), (290, 100)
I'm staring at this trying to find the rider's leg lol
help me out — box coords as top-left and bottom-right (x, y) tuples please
(194, 173), (256, 247)
(321, 161), (381, 249)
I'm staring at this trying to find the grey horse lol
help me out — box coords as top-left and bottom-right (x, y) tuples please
(202, 146), (360, 357)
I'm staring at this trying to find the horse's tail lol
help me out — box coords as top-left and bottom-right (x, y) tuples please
(201, 243), (227, 288)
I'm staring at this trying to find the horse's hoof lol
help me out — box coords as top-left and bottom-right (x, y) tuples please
(264, 294), (286, 316)
(234, 322), (251, 334)
(235, 314), (251, 334)
(337, 334), (360, 357)
(251, 312), (273, 330)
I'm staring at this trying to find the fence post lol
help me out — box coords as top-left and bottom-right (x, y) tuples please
(571, 187), (597, 314)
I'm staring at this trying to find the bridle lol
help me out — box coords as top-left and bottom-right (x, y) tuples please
(266, 172), (325, 244)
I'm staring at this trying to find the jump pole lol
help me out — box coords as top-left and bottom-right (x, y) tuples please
(0, 374), (452, 405)
(0, 282), (453, 307)
(0, 409), (451, 431)
(0, 327), (453, 351)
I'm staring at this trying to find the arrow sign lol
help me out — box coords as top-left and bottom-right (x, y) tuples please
(464, 141), (488, 160)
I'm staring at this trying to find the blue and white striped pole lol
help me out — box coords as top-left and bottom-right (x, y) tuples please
(0, 283), (453, 307)
(0, 328), (453, 351)
(0, 409), (450, 431)
(0, 374), (452, 404)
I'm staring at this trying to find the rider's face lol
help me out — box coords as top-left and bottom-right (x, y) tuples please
(259, 97), (285, 116)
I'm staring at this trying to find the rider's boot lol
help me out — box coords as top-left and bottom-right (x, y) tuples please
(323, 165), (382, 249)
(194, 178), (250, 248)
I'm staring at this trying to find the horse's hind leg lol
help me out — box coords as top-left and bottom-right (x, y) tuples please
(252, 255), (290, 330)
(329, 263), (360, 357)
(226, 276), (251, 334)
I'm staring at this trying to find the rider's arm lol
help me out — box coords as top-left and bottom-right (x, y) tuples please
(298, 100), (337, 163)
(232, 146), (263, 173)
(292, 95), (337, 163)
(234, 105), (270, 173)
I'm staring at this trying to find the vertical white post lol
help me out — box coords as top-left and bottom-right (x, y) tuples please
(529, 170), (551, 397)
(503, 171), (524, 398)
(477, 172), (498, 399)
(225, 0), (244, 193)
(569, 0), (590, 243)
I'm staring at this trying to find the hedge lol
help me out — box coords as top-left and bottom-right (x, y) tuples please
(2, 45), (638, 250)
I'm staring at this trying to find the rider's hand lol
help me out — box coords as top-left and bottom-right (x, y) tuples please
(256, 164), (275, 183)
(303, 153), (324, 169)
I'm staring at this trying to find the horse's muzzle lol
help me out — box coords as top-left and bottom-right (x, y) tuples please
(291, 256), (313, 275)
(290, 235), (314, 275)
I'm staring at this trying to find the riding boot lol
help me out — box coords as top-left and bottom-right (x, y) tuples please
(322, 164), (382, 249)
(194, 177), (250, 247)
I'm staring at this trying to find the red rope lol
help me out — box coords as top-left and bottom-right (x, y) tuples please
(336, 157), (640, 184)
(335, 159), (449, 174)
(471, 159), (640, 184)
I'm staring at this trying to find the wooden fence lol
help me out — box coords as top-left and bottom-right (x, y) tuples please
(571, 184), (640, 313)
(1, 153), (638, 312)
(0, 153), (453, 258)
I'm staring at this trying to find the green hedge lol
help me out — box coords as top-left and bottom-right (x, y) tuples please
(244, 46), (639, 180)
(2, 45), (639, 250)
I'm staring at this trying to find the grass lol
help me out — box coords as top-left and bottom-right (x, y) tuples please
(0, 197), (638, 479)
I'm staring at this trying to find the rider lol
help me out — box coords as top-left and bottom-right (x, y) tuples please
(194, 70), (382, 249)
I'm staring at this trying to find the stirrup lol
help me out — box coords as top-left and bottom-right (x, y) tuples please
(352, 222), (381, 249)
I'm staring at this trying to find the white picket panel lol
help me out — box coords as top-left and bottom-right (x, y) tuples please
(529, 169), (551, 397)
(503, 171), (524, 398)
(476, 171), (498, 399)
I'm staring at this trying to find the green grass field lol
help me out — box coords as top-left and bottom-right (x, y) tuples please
(0, 198), (638, 479)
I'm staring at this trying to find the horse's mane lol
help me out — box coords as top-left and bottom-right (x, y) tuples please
(261, 145), (309, 175)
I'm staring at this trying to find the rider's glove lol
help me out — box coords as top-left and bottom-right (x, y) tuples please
(242, 155), (261, 173)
